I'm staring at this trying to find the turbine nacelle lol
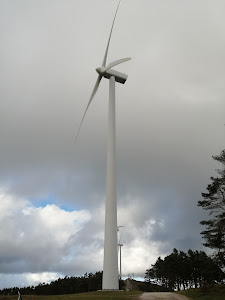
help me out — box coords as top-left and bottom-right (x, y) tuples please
(102, 68), (128, 84)
(96, 57), (131, 83)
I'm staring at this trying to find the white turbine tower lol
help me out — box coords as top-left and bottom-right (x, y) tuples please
(75, 1), (131, 290)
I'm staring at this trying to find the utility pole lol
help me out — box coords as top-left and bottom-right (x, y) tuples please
(117, 226), (124, 280)
(118, 243), (123, 280)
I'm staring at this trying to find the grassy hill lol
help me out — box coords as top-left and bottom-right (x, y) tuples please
(178, 284), (225, 300)
(0, 290), (141, 300)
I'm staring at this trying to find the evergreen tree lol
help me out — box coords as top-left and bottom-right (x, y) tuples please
(145, 249), (224, 290)
(198, 150), (225, 266)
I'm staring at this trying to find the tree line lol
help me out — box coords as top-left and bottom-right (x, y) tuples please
(0, 272), (103, 296)
(0, 272), (126, 296)
(145, 248), (224, 291)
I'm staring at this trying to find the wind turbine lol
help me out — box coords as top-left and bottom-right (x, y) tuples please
(76, 1), (131, 290)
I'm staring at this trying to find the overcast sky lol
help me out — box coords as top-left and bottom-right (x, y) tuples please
(0, 0), (225, 289)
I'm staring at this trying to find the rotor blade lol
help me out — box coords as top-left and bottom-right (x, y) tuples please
(102, 0), (121, 67)
(104, 57), (131, 72)
(74, 75), (102, 143)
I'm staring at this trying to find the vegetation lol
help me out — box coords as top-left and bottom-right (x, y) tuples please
(0, 272), (136, 298)
(178, 284), (225, 300)
(137, 280), (169, 292)
(145, 249), (224, 291)
(198, 150), (225, 267)
(0, 290), (141, 300)
(0, 272), (103, 296)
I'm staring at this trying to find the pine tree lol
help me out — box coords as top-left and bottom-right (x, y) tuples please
(198, 150), (225, 266)
(145, 249), (224, 289)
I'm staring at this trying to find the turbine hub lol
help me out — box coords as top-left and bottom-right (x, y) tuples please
(96, 67), (105, 74)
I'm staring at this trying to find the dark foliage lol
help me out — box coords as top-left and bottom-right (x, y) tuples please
(0, 271), (103, 296)
(145, 249), (224, 291)
(138, 281), (169, 292)
(198, 150), (225, 266)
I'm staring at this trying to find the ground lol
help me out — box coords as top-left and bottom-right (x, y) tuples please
(140, 293), (190, 299)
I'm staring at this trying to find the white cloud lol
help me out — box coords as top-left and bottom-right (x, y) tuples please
(0, 191), (91, 277)
(26, 272), (61, 286)
(21, 203), (90, 244)
(0, 272), (61, 289)
(0, 191), (173, 287)
(121, 239), (162, 277)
